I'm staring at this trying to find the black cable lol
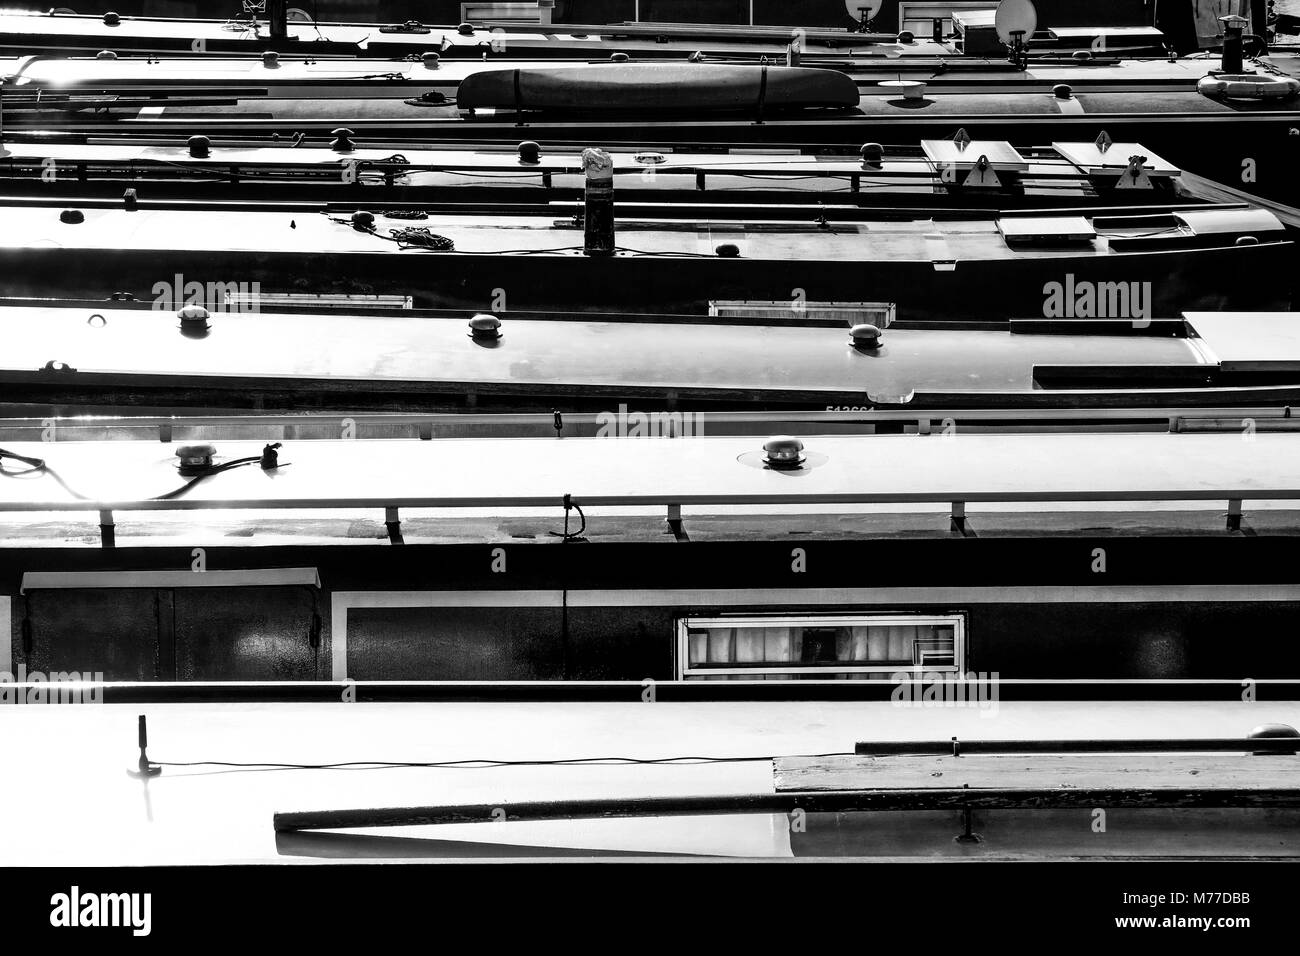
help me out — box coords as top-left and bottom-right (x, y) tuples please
(2, 448), (270, 502)
(150, 751), (853, 771)
(0, 447), (90, 500)
(388, 226), (455, 250)
(0, 447), (45, 473)
(151, 456), (262, 501)
(548, 494), (586, 540)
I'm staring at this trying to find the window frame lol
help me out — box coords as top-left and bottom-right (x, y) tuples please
(897, 2), (998, 37)
(674, 612), (966, 680)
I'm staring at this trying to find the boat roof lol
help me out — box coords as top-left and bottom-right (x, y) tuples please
(0, 140), (1185, 201)
(0, 203), (1278, 261)
(0, 139), (1177, 174)
(0, 13), (946, 57)
(1, 430), (1298, 516)
(24, 83), (1281, 133)
(0, 305), (1212, 403)
(0, 53), (1236, 91)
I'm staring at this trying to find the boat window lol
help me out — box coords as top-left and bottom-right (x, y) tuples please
(460, 2), (549, 24)
(997, 216), (1097, 246)
(1089, 213), (1190, 238)
(898, 2), (996, 38)
(709, 300), (897, 327)
(676, 613), (964, 680)
(222, 291), (414, 311)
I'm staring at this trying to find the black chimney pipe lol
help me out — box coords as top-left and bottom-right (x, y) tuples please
(1221, 14), (1246, 73)
(267, 0), (288, 41)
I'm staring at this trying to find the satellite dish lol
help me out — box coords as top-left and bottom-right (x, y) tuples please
(994, 0), (1038, 45)
(843, 0), (884, 21)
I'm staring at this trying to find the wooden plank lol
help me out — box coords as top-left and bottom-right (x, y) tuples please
(774, 753), (1300, 793)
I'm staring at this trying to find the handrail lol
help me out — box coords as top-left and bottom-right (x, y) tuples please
(0, 405), (1292, 435)
(2, 487), (1297, 514)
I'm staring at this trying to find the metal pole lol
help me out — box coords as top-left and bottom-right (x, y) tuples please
(582, 147), (615, 257)
(268, 0), (288, 41)
(856, 736), (1300, 755)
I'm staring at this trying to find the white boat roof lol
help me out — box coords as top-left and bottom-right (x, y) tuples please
(0, 305), (1207, 396)
(1186, 312), (1300, 372)
(0, 431), (1297, 513)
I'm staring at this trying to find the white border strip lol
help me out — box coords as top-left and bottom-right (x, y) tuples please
(568, 585), (1300, 606)
(0, 596), (10, 676)
(20, 568), (321, 592)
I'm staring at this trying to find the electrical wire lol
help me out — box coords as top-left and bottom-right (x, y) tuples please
(152, 456), (262, 501)
(1, 447), (266, 502)
(150, 751), (854, 771)
(0, 447), (89, 500)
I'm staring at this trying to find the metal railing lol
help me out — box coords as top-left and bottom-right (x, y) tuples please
(0, 486), (1291, 547)
(1, 405), (1294, 442)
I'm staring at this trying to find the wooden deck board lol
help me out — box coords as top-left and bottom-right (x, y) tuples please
(774, 753), (1300, 797)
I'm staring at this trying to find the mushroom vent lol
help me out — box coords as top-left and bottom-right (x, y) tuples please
(178, 304), (211, 336)
(469, 313), (502, 340)
(175, 444), (216, 476)
(762, 436), (805, 470)
(1248, 723), (1300, 755)
(850, 323), (882, 350)
(331, 128), (356, 152)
